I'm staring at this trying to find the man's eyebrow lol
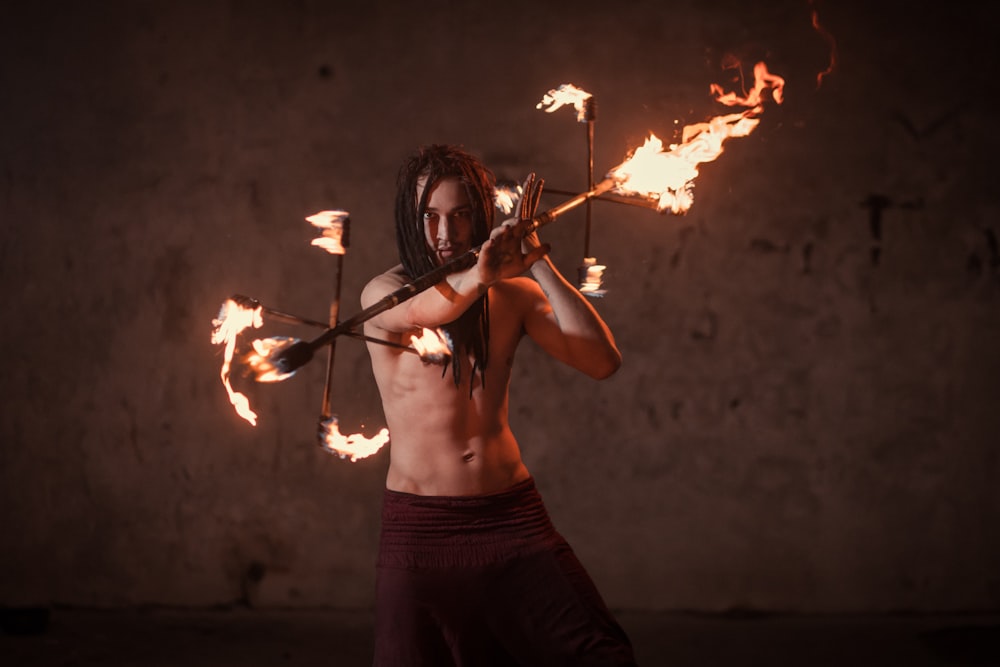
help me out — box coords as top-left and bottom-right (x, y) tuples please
(425, 204), (473, 212)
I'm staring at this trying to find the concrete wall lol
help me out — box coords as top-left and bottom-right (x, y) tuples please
(2, 0), (997, 612)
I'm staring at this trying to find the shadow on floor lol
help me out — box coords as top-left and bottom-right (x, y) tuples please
(2, 607), (1000, 666)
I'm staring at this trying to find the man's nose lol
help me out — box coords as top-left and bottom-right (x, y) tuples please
(437, 217), (452, 242)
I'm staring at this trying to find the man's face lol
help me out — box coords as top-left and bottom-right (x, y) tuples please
(418, 177), (474, 266)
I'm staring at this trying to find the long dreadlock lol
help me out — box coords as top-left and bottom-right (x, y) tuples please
(394, 145), (495, 394)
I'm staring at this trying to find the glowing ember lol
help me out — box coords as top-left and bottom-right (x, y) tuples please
(245, 336), (299, 383)
(211, 298), (264, 425)
(319, 416), (389, 462)
(610, 61), (784, 214)
(494, 184), (523, 215)
(410, 327), (452, 365)
(810, 6), (838, 89)
(537, 83), (593, 122)
(306, 210), (349, 255)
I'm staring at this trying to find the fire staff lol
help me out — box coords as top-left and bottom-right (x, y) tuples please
(361, 144), (636, 666)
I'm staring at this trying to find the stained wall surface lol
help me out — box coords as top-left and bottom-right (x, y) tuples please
(1, 0), (998, 612)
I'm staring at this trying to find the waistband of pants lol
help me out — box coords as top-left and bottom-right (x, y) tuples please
(377, 477), (562, 569)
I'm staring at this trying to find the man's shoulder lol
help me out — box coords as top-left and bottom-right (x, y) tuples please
(361, 265), (407, 305)
(371, 264), (407, 283)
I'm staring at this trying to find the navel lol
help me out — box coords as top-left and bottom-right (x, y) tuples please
(462, 451), (475, 463)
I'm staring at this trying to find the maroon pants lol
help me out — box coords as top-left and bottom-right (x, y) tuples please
(374, 478), (637, 666)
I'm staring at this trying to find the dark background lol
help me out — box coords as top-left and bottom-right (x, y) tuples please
(2, 0), (998, 618)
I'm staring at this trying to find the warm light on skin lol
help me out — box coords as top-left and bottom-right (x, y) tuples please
(419, 177), (474, 265)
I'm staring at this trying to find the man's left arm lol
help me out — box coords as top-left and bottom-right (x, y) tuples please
(521, 255), (622, 380)
(506, 172), (621, 379)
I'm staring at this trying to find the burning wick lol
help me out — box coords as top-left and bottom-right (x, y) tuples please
(245, 336), (299, 383)
(319, 416), (389, 462)
(306, 210), (349, 255)
(577, 257), (607, 297)
(537, 83), (594, 122)
(410, 327), (452, 365)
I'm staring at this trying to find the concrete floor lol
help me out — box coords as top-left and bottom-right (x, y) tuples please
(2, 607), (1000, 666)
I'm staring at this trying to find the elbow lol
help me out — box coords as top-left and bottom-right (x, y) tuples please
(588, 348), (622, 380)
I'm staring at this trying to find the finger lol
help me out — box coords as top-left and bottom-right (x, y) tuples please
(530, 177), (545, 217)
(514, 175), (528, 220)
(491, 220), (515, 240)
(523, 176), (542, 219)
(524, 243), (551, 266)
(515, 217), (537, 236)
(521, 174), (543, 221)
(517, 173), (536, 220)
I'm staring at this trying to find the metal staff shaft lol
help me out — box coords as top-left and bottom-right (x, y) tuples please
(268, 176), (619, 376)
(543, 188), (662, 211)
(530, 175), (616, 229)
(243, 300), (422, 354)
(316, 218), (349, 419)
(582, 97), (596, 258)
(320, 251), (345, 419)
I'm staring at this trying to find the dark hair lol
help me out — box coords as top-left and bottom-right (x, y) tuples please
(394, 145), (495, 392)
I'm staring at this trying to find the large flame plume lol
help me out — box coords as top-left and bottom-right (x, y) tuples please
(609, 61), (785, 214)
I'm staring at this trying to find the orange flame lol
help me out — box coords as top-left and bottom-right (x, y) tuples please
(537, 83), (594, 122)
(211, 298), (263, 425)
(319, 416), (389, 462)
(810, 4), (838, 89)
(709, 61), (784, 108)
(610, 61), (784, 214)
(410, 327), (452, 365)
(306, 210), (348, 255)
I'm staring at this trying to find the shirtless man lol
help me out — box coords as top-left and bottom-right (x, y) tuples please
(362, 145), (636, 666)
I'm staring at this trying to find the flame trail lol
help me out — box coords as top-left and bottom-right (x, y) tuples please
(211, 298), (264, 425)
(319, 416), (389, 462)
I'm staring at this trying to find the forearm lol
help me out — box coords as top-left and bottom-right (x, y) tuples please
(529, 257), (622, 377)
(403, 268), (487, 328)
(361, 264), (487, 335)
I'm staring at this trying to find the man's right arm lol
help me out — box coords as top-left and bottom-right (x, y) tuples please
(361, 219), (547, 334)
(360, 266), (487, 335)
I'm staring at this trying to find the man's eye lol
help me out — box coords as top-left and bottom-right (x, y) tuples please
(423, 212), (437, 221)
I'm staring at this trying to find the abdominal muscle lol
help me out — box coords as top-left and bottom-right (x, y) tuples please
(375, 346), (530, 497)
